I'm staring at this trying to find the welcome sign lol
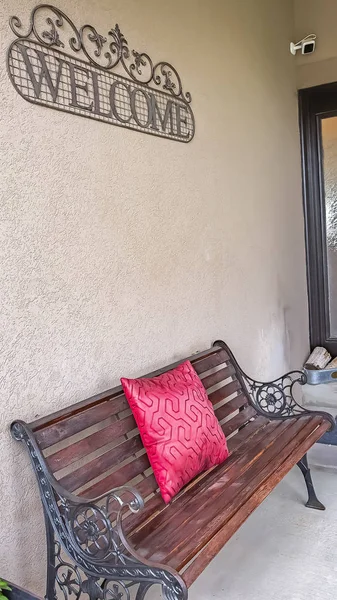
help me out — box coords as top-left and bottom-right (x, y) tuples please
(7, 6), (195, 143)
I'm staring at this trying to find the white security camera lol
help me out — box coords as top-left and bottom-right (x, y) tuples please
(290, 34), (316, 55)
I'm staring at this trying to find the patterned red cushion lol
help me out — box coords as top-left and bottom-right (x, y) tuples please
(121, 360), (229, 503)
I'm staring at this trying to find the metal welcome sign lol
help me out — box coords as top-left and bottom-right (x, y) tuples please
(7, 5), (195, 142)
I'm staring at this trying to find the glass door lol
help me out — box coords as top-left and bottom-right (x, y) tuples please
(300, 83), (337, 355)
(321, 116), (337, 339)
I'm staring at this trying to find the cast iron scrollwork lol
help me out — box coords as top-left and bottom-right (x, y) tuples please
(55, 543), (83, 600)
(9, 4), (192, 103)
(69, 503), (113, 559)
(11, 421), (187, 600)
(213, 340), (335, 429)
(242, 370), (309, 419)
(54, 541), (136, 600)
(101, 578), (131, 600)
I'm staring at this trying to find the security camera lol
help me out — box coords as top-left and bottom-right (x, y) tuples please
(290, 34), (316, 55)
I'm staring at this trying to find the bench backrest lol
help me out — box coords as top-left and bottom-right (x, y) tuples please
(27, 342), (256, 509)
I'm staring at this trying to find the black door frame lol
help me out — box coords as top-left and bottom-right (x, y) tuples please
(299, 82), (337, 355)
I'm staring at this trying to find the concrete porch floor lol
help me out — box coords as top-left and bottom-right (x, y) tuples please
(188, 464), (337, 600)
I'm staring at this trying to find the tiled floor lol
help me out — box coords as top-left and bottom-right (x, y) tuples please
(190, 465), (337, 600)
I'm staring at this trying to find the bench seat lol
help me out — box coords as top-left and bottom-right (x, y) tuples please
(128, 414), (329, 586)
(11, 340), (334, 600)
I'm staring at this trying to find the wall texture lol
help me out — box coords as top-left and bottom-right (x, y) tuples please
(295, 0), (337, 88)
(0, 0), (307, 593)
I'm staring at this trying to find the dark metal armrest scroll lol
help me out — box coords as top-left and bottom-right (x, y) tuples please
(11, 421), (187, 600)
(213, 340), (335, 431)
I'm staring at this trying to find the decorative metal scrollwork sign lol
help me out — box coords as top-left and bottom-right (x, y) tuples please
(7, 4), (195, 143)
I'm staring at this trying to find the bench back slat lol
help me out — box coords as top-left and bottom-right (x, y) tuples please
(208, 379), (241, 405)
(58, 435), (145, 492)
(29, 344), (256, 500)
(222, 405), (256, 437)
(30, 347), (227, 431)
(201, 364), (235, 389)
(215, 392), (248, 422)
(81, 454), (152, 499)
(46, 413), (137, 472)
(36, 394), (128, 450)
(192, 349), (229, 375)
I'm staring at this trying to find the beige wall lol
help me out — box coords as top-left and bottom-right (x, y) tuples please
(295, 0), (337, 88)
(0, 0), (307, 593)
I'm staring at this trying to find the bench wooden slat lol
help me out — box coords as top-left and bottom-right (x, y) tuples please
(121, 403), (257, 535)
(62, 404), (253, 498)
(86, 415), (264, 520)
(227, 415), (268, 453)
(36, 395), (129, 450)
(30, 349), (223, 435)
(34, 347), (228, 451)
(123, 415), (270, 535)
(137, 474), (159, 499)
(215, 392), (248, 422)
(222, 405), (256, 436)
(59, 434), (144, 492)
(134, 417), (321, 567)
(181, 417), (329, 585)
(48, 381), (245, 476)
(47, 413), (137, 473)
(208, 379), (242, 406)
(167, 419), (312, 566)
(200, 364), (235, 389)
(30, 387), (125, 433)
(79, 453), (151, 498)
(192, 349), (228, 375)
(130, 418), (284, 543)
(124, 490), (165, 534)
(130, 418), (289, 548)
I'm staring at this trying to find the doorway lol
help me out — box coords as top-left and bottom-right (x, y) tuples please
(299, 82), (337, 356)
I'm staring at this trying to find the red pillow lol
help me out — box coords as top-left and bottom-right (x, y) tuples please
(121, 360), (229, 503)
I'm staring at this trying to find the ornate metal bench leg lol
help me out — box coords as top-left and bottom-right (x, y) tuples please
(44, 509), (57, 600)
(297, 454), (325, 510)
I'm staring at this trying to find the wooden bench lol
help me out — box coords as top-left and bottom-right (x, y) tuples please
(12, 340), (334, 600)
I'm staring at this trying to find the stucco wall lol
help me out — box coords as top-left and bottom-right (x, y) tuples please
(295, 0), (337, 88)
(0, 0), (307, 593)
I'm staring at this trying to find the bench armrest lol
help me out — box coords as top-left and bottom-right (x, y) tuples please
(213, 340), (335, 431)
(11, 420), (187, 600)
